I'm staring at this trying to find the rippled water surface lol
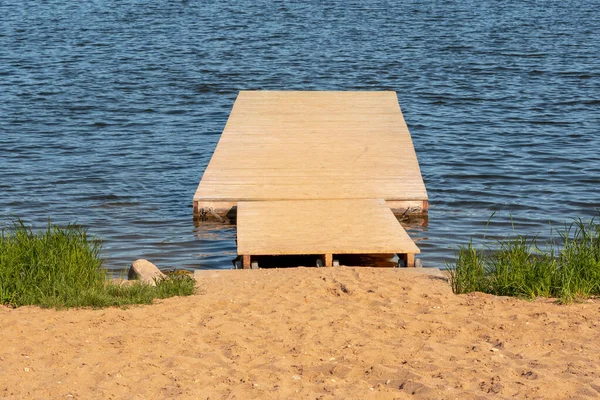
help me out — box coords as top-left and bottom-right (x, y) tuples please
(2, 0), (599, 271)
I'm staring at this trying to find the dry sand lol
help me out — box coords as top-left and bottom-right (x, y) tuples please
(1, 267), (600, 399)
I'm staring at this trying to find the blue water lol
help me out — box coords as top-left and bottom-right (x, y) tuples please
(1, 0), (599, 271)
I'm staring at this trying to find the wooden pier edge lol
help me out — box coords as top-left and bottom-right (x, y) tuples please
(193, 199), (428, 219)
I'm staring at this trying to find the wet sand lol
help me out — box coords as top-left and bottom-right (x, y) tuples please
(2, 267), (600, 399)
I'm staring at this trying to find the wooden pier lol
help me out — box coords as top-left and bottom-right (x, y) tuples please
(194, 91), (428, 268)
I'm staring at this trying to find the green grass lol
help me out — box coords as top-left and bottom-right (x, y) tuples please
(0, 220), (196, 308)
(448, 217), (600, 302)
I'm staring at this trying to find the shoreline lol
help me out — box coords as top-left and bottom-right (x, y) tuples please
(2, 267), (599, 399)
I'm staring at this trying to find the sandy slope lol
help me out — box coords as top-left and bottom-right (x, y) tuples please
(2, 267), (600, 399)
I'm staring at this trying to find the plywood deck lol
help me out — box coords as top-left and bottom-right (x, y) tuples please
(194, 91), (428, 216)
(237, 199), (420, 267)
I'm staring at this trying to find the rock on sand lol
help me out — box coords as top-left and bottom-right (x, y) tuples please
(127, 259), (166, 285)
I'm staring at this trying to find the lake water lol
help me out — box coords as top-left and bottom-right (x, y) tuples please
(1, 0), (599, 272)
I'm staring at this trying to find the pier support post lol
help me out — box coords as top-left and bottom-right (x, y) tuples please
(243, 255), (251, 269)
(325, 254), (333, 267)
(399, 253), (416, 268)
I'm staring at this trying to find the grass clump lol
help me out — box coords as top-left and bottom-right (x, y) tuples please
(448, 217), (600, 302)
(0, 220), (195, 308)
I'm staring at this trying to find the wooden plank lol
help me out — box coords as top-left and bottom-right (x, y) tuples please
(237, 199), (420, 257)
(194, 91), (428, 206)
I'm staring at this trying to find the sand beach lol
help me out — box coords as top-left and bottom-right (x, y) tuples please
(2, 267), (599, 399)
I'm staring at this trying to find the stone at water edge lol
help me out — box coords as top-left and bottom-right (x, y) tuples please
(128, 259), (166, 285)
